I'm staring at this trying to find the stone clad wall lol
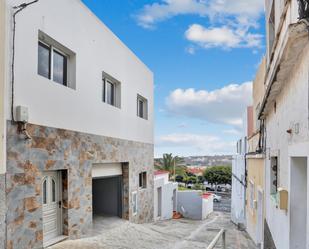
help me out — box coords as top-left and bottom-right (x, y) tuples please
(6, 122), (154, 249)
(0, 174), (5, 249)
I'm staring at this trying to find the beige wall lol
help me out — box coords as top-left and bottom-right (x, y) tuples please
(246, 157), (265, 243)
(252, 57), (266, 133)
(0, 0), (5, 174)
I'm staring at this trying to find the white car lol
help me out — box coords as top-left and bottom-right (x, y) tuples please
(213, 194), (222, 202)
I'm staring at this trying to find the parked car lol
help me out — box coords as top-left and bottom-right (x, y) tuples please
(213, 194), (222, 202)
(187, 183), (194, 189)
(206, 186), (215, 191)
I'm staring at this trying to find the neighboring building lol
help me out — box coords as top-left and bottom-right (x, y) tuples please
(260, 1), (309, 248)
(154, 170), (177, 221)
(246, 58), (266, 247)
(186, 167), (204, 176)
(231, 108), (251, 227)
(177, 190), (213, 220)
(2, 0), (154, 248)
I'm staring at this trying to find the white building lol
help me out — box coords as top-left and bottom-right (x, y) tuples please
(231, 107), (252, 227)
(1, 0), (154, 248)
(260, 1), (309, 248)
(154, 171), (177, 221)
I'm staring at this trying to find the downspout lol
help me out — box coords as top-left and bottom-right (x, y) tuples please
(11, 0), (39, 139)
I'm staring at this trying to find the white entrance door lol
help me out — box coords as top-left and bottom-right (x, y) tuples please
(42, 171), (62, 244)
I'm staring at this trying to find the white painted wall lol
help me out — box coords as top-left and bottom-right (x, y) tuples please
(4, 0), (153, 144)
(202, 195), (213, 219)
(177, 191), (213, 220)
(264, 45), (309, 249)
(263, 1), (309, 247)
(0, 0), (7, 174)
(154, 175), (177, 221)
(231, 110), (248, 226)
(231, 154), (246, 225)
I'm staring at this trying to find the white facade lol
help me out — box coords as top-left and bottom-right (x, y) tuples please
(4, 0), (153, 144)
(177, 191), (213, 220)
(154, 172), (178, 221)
(231, 111), (248, 226)
(262, 1), (309, 248)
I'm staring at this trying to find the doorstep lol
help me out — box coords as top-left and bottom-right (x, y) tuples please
(44, 235), (68, 248)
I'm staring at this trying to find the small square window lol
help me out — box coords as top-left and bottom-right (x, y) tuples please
(139, 172), (147, 189)
(102, 72), (121, 108)
(38, 31), (75, 89)
(137, 95), (148, 120)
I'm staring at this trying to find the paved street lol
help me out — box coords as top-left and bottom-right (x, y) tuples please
(51, 212), (257, 249)
(214, 193), (231, 213)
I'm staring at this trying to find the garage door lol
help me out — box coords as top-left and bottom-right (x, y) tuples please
(92, 163), (123, 218)
(92, 163), (122, 178)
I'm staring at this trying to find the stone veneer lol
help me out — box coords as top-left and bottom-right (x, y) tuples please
(6, 122), (154, 249)
(0, 174), (5, 249)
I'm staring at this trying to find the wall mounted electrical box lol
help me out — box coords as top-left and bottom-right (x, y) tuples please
(278, 188), (288, 211)
(16, 106), (29, 123)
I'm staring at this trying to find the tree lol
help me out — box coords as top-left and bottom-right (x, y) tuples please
(203, 166), (232, 186)
(156, 153), (186, 179)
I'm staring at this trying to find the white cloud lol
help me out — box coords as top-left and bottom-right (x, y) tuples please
(135, 0), (208, 29)
(223, 129), (241, 136)
(166, 81), (252, 127)
(185, 24), (263, 49)
(135, 0), (264, 28)
(135, 0), (264, 50)
(156, 133), (235, 154)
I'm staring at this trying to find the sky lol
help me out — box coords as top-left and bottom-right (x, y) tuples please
(82, 0), (266, 158)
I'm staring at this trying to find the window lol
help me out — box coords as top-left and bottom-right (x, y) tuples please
(103, 79), (115, 106)
(38, 31), (76, 89)
(270, 157), (278, 194)
(51, 179), (56, 203)
(102, 72), (121, 108)
(38, 42), (51, 79)
(53, 50), (67, 85)
(132, 191), (137, 215)
(38, 41), (67, 86)
(139, 172), (147, 189)
(137, 95), (148, 119)
(42, 179), (47, 205)
(268, 1), (275, 55)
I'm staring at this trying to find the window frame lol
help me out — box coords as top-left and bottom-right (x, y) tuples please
(38, 40), (68, 87)
(103, 78), (116, 106)
(137, 94), (148, 120)
(52, 47), (68, 86)
(139, 172), (147, 189)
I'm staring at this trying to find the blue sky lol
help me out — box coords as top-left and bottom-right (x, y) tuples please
(82, 0), (266, 157)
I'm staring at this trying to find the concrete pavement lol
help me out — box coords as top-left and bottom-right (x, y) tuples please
(50, 212), (257, 249)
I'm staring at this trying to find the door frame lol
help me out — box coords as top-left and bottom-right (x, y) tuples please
(42, 171), (63, 244)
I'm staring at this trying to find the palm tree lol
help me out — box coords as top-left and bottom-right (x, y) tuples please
(158, 153), (185, 180)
